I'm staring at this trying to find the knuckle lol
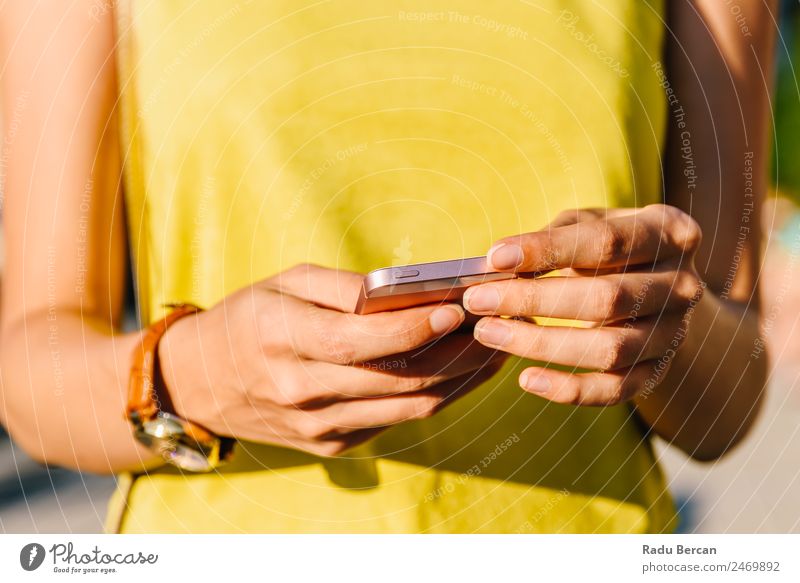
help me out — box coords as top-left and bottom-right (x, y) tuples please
(254, 302), (284, 350)
(519, 325), (546, 359)
(272, 380), (312, 408)
(277, 263), (312, 290)
(645, 203), (674, 221)
(607, 379), (630, 405)
(596, 225), (626, 265)
(685, 219), (703, 250)
(395, 374), (432, 394)
(675, 270), (702, 304)
(325, 332), (357, 365)
(296, 415), (333, 440)
(555, 208), (579, 225)
(520, 281), (539, 315)
(255, 313), (275, 350)
(528, 232), (559, 270)
(391, 321), (425, 351)
(677, 213), (702, 251)
(584, 208), (607, 220)
(595, 280), (625, 320)
(410, 395), (442, 420)
(602, 332), (629, 371)
(558, 378), (584, 406)
(660, 206), (702, 252)
(310, 440), (348, 458)
(287, 262), (314, 276)
(645, 202), (670, 214)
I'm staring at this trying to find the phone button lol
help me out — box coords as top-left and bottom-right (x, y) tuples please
(394, 269), (420, 279)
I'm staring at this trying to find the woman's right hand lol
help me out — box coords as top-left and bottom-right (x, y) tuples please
(158, 264), (506, 457)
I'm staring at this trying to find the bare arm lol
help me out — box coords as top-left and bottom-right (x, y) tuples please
(0, 0), (159, 473)
(635, 0), (776, 459)
(0, 2), (503, 474)
(463, 0), (776, 461)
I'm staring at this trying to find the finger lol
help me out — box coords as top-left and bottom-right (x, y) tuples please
(464, 266), (700, 321)
(486, 204), (702, 272)
(265, 263), (365, 312)
(288, 299), (466, 364)
(318, 427), (388, 457)
(516, 360), (661, 406)
(328, 334), (506, 398)
(269, 334), (506, 405)
(546, 208), (626, 228)
(473, 314), (684, 371)
(264, 426), (391, 458)
(292, 364), (502, 438)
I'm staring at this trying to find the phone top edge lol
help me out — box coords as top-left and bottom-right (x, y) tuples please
(362, 256), (494, 294)
(363, 256), (490, 276)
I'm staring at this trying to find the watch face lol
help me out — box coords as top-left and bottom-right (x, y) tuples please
(136, 412), (220, 472)
(144, 414), (184, 440)
(160, 442), (215, 472)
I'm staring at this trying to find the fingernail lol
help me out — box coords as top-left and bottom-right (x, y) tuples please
(520, 370), (551, 394)
(429, 305), (465, 334)
(488, 243), (524, 270)
(474, 319), (511, 347)
(463, 286), (500, 313)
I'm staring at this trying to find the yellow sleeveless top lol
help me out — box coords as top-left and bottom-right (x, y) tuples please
(108, 0), (676, 533)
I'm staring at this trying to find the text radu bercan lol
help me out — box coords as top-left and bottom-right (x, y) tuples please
(643, 544), (717, 555)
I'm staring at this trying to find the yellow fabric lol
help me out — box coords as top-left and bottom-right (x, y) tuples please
(109, 0), (677, 533)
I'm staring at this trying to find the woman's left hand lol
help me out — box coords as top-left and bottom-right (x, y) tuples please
(464, 204), (706, 406)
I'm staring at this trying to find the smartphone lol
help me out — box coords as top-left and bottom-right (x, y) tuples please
(354, 256), (516, 315)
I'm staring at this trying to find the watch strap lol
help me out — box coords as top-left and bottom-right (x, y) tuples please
(126, 303), (202, 424)
(126, 303), (235, 469)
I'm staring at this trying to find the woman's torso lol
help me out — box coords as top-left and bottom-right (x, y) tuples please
(109, 0), (676, 533)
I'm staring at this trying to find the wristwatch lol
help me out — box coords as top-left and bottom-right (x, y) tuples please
(126, 303), (235, 472)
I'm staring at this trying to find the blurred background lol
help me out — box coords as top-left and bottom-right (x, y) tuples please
(1, 3), (799, 533)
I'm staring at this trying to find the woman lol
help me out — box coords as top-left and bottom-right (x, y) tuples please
(0, 0), (774, 533)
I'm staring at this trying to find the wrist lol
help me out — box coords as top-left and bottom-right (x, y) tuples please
(127, 304), (234, 471)
(156, 312), (201, 421)
(633, 282), (711, 405)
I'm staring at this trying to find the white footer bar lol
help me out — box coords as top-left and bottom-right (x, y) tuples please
(1, 534), (797, 582)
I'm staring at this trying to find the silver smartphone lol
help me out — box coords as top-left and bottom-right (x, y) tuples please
(354, 256), (516, 315)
